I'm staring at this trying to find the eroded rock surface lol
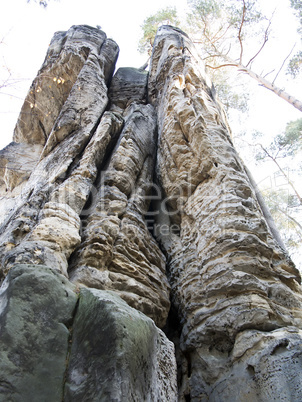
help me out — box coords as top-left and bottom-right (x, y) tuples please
(64, 288), (177, 401)
(148, 25), (302, 400)
(69, 102), (170, 327)
(0, 264), (77, 402)
(0, 24), (302, 401)
(0, 265), (176, 402)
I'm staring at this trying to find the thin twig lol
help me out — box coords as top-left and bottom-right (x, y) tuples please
(263, 69), (275, 78)
(206, 63), (239, 70)
(246, 25), (270, 67)
(238, 0), (246, 64)
(273, 43), (296, 84)
(246, 10), (275, 68)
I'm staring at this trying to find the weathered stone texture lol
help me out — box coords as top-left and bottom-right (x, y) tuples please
(148, 25), (302, 400)
(0, 26), (120, 281)
(0, 264), (78, 402)
(0, 265), (176, 401)
(108, 67), (148, 112)
(64, 288), (177, 401)
(14, 25), (117, 149)
(69, 102), (170, 327)
(203, 327), (302, 401)
(0, 23), (302, 401)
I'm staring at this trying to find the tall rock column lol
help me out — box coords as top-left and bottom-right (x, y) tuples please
(0, 25), (177, 401)
(149, 25), (302, 400)
(0, 25), (120, 278)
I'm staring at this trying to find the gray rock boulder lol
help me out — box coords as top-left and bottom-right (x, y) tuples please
(0, 264), (177, 401)
(0, 264), (78, 402)
(64, 288), (177, 401)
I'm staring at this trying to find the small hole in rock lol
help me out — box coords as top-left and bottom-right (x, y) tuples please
(271, 340), (289, 355)
(247, 364), (255, 376)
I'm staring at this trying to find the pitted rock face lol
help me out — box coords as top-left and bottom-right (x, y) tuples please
(0, 24), (302, 401)
(148, 24), (302, 399)
(14, 25), (115, 148)
(69, 102), (170, 327)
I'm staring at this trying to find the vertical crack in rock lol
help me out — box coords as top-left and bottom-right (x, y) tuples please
(148, 25), (302, 400)
(62, 290), (80, 401)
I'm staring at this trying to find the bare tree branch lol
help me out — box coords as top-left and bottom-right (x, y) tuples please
(272, 43), (296, 84)
(280, 210), (302, 233)
(263, 69), (275, 78)
(206, 63), (239, 70)
(258, 143), (302, 204)
(246, 17), (272, 68)
(238, 0), (246, 64)
(211, 23), (232, 45)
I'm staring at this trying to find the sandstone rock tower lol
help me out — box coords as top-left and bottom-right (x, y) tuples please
(0, 25), (302, 401)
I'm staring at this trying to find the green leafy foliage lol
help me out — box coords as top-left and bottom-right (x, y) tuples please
(138, 7), (179, 55)
(288, 0), (302, 77)
(213, 71), (250, 113)
(187, 0), (265, 56)
(139, 1), (302, 113)
(185, 0), (266, 114)
(257, 118), (302, 160)
(290, 0), (302, 33)
(287, 50), (302, 78)
(278, 119), (302, 153)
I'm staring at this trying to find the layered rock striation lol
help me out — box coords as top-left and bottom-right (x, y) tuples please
(0, 24), (301, 401)
(148, 25), (302, 400)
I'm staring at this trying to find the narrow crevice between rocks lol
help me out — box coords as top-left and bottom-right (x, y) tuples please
(145, 194), (158, 238)
(56, 133), (84, 182)
(98, 38), (117, 88)
(184, 394), (191, 402)
(61, 291), (81, 402)
(92, 122), (125, 194)
(38, 119), (48, 143)
(143, 118), (160, 240)
(162, 302), (191, 400)
(67, 121), (123, 272)
(91, 116), (123, 188)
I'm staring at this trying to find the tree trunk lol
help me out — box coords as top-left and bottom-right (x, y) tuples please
(205, 50), (302, 113)
(238, 61), (302, 113)
(220, 54), (302, 112)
